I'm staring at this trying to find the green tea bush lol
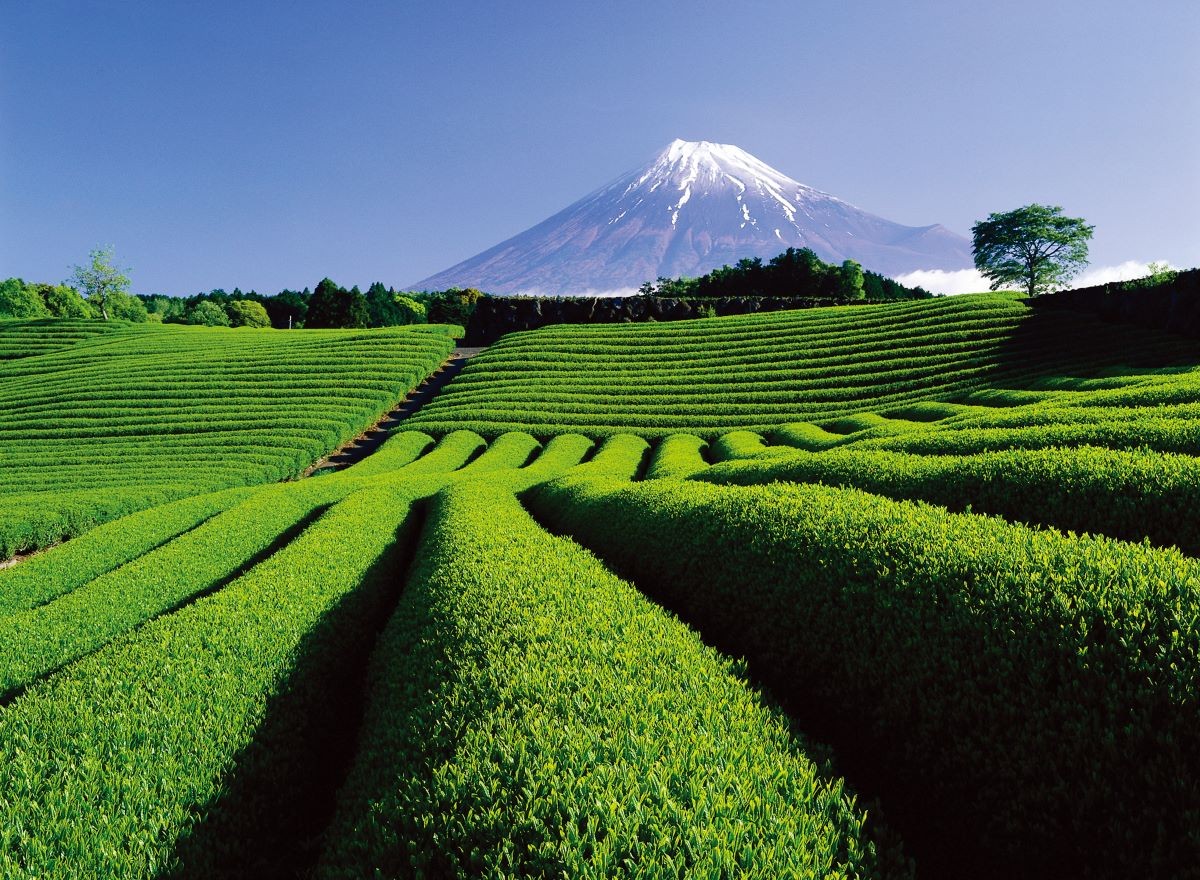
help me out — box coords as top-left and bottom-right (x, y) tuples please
(0, 482), (426, 878)
(318, 482), (911, 879)
(696, 445), (1200, 554)
(528, 477), (1200, 878)
(644, 433), (709, 479)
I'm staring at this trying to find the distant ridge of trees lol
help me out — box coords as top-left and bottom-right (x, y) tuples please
(134, 283), (479, 329)
(636, 247), (934, 301)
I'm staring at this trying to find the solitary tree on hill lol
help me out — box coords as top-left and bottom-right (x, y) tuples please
(68, 246), (131, 320)
(971, 204), (1093, 297)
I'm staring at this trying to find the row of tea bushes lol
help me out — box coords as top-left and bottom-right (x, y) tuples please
(527, 476), (1200, 878)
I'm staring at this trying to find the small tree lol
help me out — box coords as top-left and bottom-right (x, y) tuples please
(226, 299), (272, 328)
(838, 260), (865, 299)
(187, 300), (232, 326)
(971, 204), (1094, 297)
(427, 287), (483, 326)
(68, 246), (131, 320)
(107, 291), (149, 322)
(1145, 261), (1178, 286)
(393, 295), (427, 324)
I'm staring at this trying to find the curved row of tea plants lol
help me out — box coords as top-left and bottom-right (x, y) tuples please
(317, 469), (906, 878)
(0, 430), (551, 877)
(526, 475), (1200, 878)
(689, 441), (1200, 554)
(407, 293), (1198, 438)
(0, 428), (917, 878)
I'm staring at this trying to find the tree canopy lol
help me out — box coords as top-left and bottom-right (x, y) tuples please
(227, 299), (271, 328)
(306, 278), (369, 329)
(637, 247), (927, 300)
(971, 204), (1094, 297)
(187, 300), (232, 326)
(0, 278), (51, 319)
(68, 246), (131, 320)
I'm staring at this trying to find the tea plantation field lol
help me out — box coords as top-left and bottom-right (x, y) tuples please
(1, 295), (1198, 879)
(0, 320), (457, 557)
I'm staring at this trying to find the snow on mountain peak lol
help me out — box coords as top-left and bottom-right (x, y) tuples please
(411, 140), (973, 295)
(653, 139), (811, 193)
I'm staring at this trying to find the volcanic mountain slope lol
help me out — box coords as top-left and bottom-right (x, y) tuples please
(413, 139), (972, 295)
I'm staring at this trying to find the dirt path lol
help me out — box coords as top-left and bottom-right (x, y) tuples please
(303, 347), (485, 476)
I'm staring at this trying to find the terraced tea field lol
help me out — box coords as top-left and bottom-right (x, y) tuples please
(0, 321), (456, 557)
(2, 295), (1198, 879)
(406, 292), (1199, 441)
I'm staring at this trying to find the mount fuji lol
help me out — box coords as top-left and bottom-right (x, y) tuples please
(412, 139), (973, 296)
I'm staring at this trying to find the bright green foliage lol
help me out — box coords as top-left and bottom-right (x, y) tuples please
(0, 479), (349, 699)
(1, 284), (1198, 880)
(331, 429), (435, 478)
(695, 445), (1200, 555)
(392, 294), (426, 324)
(972, 204), (1094, 297)
(0, 278), (51, 319)
(644, 433), (709, 479)
(67, 246), (131, 321)
(317, 482), (908, 879)
(527, 476), (1200, 878)
(0, 486), (255, 616)
(0, 322), (455, 555)
(407, 293), (1196, 438)
(106, 290), (149, 322)
(187, 299), (232, 326)
(0, 481), (423, 879)
(0, 319), (124, 359)
(710, 429), (803, 461)
(226, 298), (272, 328)
(37, 283), (93, 318)
(0, 433), (607, 877)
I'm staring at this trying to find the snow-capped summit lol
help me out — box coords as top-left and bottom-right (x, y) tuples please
(412, 140), (972, 295)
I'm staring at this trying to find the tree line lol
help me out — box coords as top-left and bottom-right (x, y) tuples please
(140, 280), (483, 329)
(636, 247), (934, 300)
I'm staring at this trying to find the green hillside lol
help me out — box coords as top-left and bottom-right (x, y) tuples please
(1, 298), (1198, 879)
(406, 292), (1197, 440)
(0, 320), (456, 555)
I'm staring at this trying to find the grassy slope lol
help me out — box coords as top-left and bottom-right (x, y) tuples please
(406, 292), (1198, 439)
(0, 321), (457, 555)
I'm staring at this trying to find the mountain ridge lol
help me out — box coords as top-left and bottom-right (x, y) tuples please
(412, 139), (972, 295)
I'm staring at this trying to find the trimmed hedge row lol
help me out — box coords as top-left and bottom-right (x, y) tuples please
(317, 481), (910, 879)
(408, 293), (1197, 439)
(645, 433), (710, 479)
(696, 444), (1200, 555)
(527, 476), (1200, 879)
(0, 481), (426, 878)
(0, 479), (353, 700)
(0, 486), (255, 616)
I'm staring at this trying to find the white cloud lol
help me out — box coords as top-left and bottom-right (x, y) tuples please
(894, 260), (1178, 296)
(1071, 260), (1176, 287)
(892, 268), (992, 295)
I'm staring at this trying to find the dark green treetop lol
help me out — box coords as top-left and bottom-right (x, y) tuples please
(972, 204), (1093, 297)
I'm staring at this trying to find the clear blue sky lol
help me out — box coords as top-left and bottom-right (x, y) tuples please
(3, 0), (1197, 295)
